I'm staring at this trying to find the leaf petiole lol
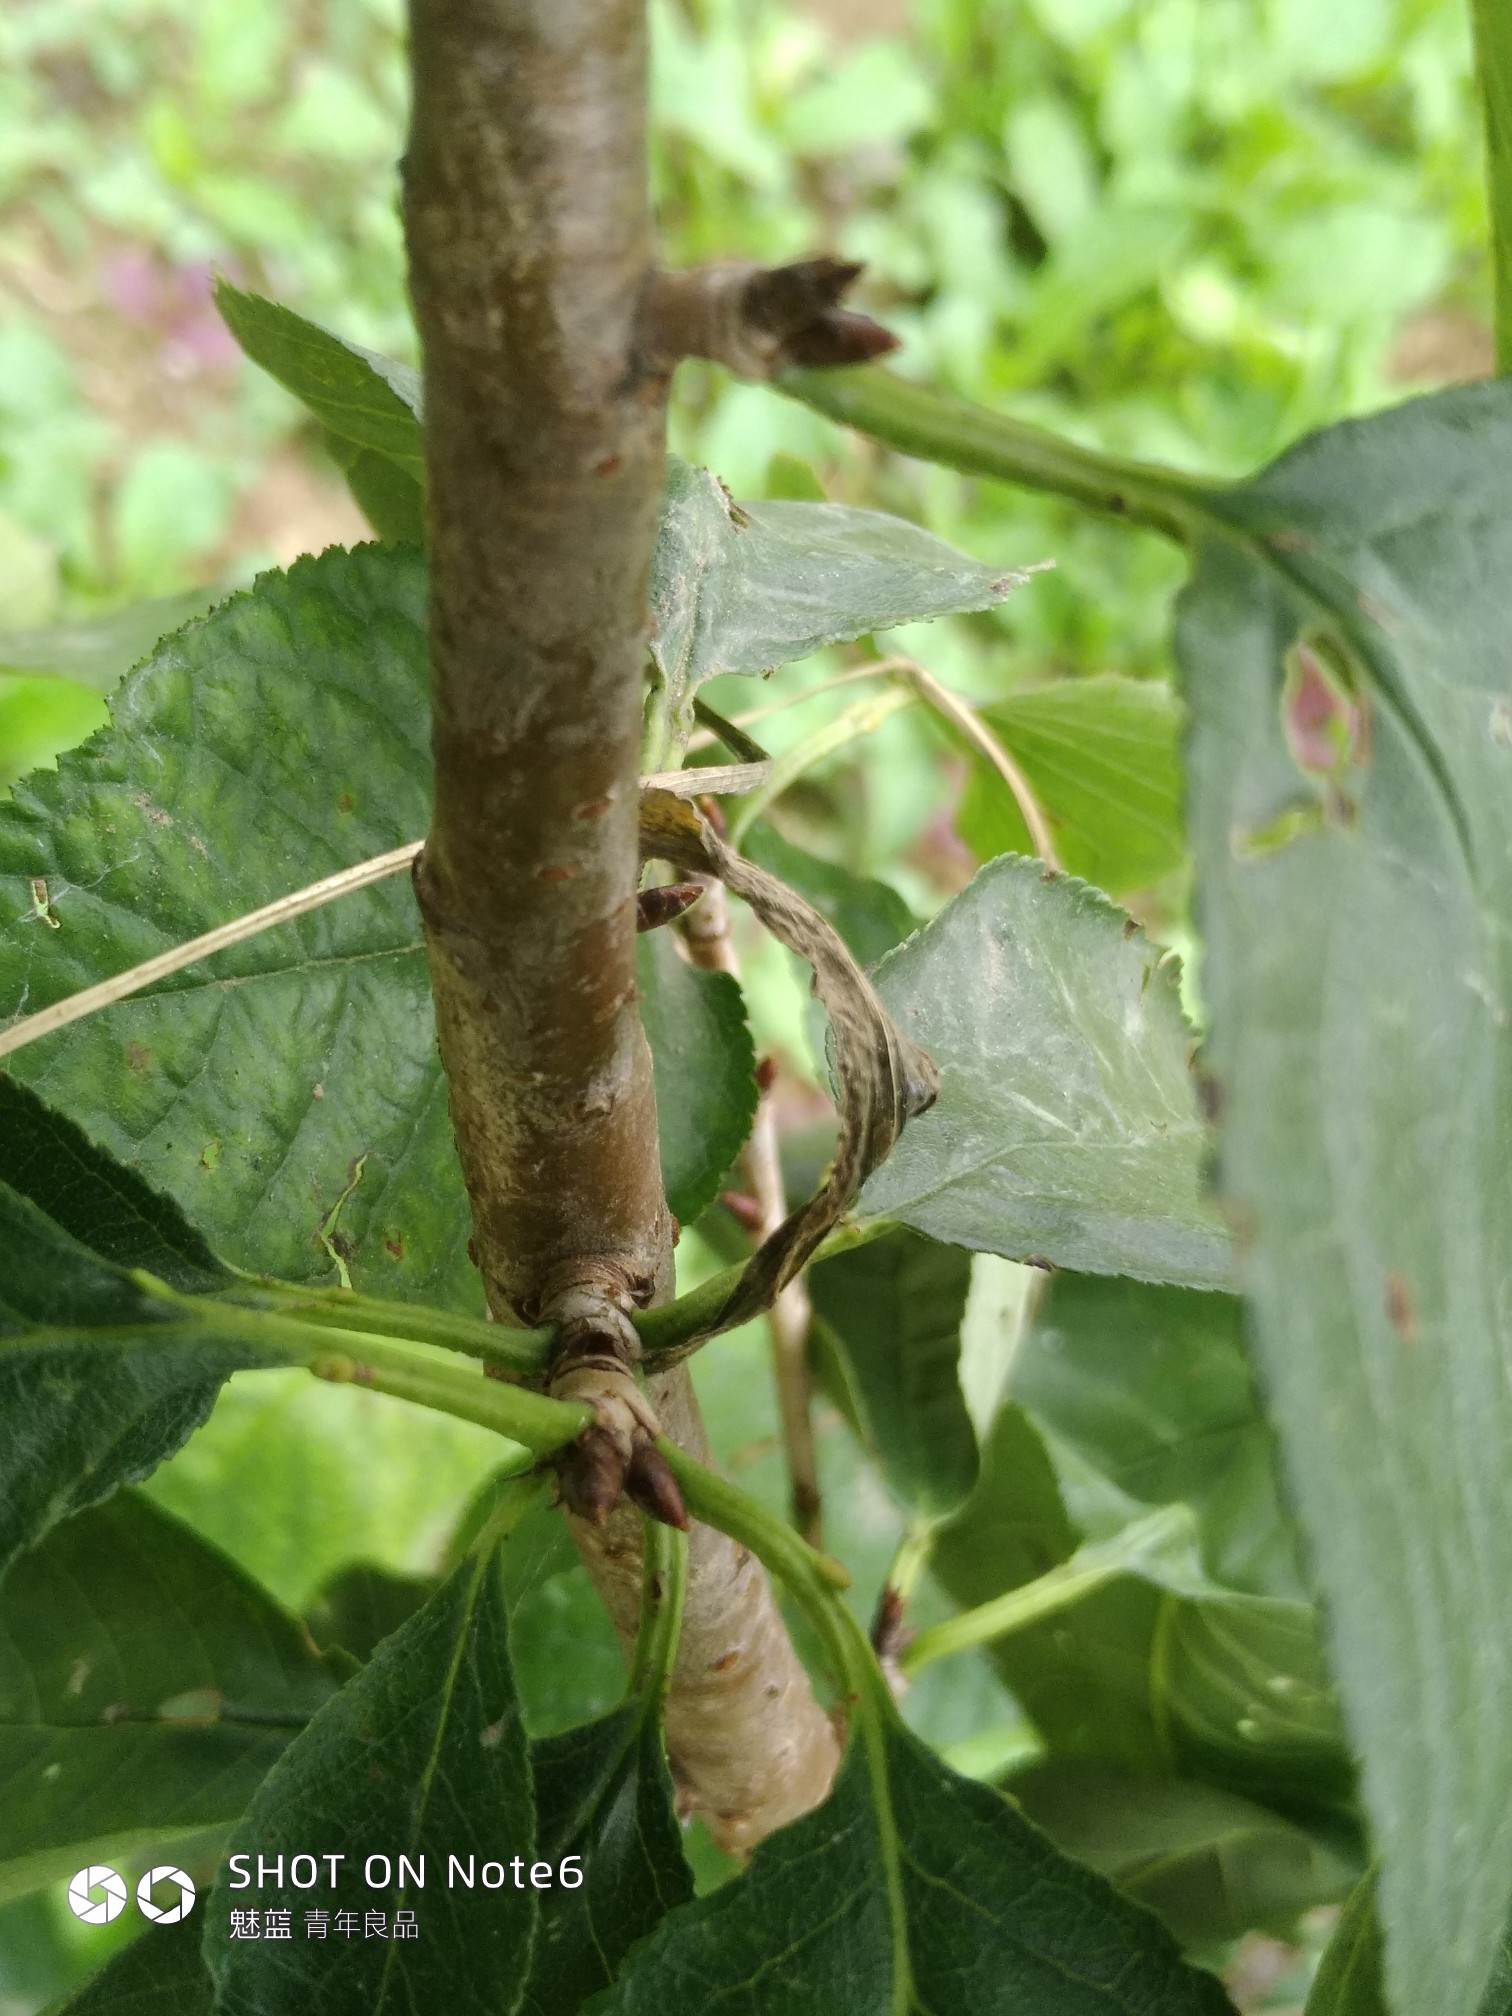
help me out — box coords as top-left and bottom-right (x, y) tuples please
(901, 1503), (1197, 1677)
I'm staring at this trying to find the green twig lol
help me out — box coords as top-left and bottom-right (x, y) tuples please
(1473, 0), (1512, 371)
(777, 365), (1216, 545)
(131, 1272), (591, 1453)
(234, 1281), (554, 1377)
(628, 1515), (689, 1712)
(657, 1438), (881, 1713)
(900, 1505), (1195, 1677)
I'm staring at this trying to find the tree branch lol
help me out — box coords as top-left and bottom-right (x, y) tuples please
(403, 0), (839, 1849)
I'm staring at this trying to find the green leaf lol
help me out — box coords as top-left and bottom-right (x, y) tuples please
(859, 855), (1231, 1287)
(0, 1078), (252, 1574)
(808, 1229), (977, 1518)
(1179, 383), (1512, 2016)
(1303, 1874), (1512, 2015)
(44, 1920), (213, 2015)
(207, 1542), (534, 2016)
(1303, 1874), (1388, 2016)
(0, 548), (469, 1308)
(1472, 0), (1512, 372)
(1010, 1761), (1358, 1948)
(931, 1404), (1353, 1816)
(319, 430), (425, 545)
(597, 1720), (1237, 2015)
(0, 1492), (342, 1902)
(637, 929), (757, 1224)
(1010, 1275), (1303, 1599)
(522, 1707), (691, 2016)
(956, 674), (1185, 896)
(215, 281), (423, 474)
(492, 1495), (626, 1740)
(741, 822), (917, 968)
(650, 455), (1028, 728)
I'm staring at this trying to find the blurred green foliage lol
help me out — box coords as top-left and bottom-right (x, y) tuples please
(0, 0), (1491, 878)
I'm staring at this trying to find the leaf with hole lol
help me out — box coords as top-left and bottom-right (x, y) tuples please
(1180, 381), (1512, 2016)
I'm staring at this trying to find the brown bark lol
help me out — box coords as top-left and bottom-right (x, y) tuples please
(681, 878), (823, 1545)
(403, 0), (838, 1846)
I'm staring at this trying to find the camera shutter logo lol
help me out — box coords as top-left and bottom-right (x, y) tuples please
(137, 1865), (197, 1925)
(67, 1866), (127, 1925)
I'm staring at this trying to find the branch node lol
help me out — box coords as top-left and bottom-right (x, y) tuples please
(640, 257), (899, 381)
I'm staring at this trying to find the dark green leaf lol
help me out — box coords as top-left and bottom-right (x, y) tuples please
(1180, 382), (1512, 2016)
(0, 1492), (342, 1901)
(44, 1920), (213, 2015)
(597, 1720), (1236, 2014)
(1011, 1274), (1302, 1599)
(208, 1544), (534, 2016)
(1010, 1761), (1357, 1947)
(809, 1229), (977, 1517)
(650, 455), (1028, 728)
(522, 1707), (691, 2016)
(496, 1500), (626, 1741)
(637, 929), (757, 1224)
(860, 855), (1231, 1287)
(957, 674), (1185, 895)
(0, 548), (465, 1309)
(742, 823), (917, 967)
(0, 1075), (227, 1291)
(305, 1564), (434, 1663)
(215, 282), (423, 473)
(0, 1079), (253, 1574)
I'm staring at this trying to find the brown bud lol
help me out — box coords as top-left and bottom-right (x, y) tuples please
(625, 1441), (691, 1530)
(741, 258), (898, 371)
(636, 881), (706, 932)
(559, 1424), (631, 1525)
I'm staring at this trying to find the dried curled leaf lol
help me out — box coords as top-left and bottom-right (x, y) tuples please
(638, 787), (938, 1338)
